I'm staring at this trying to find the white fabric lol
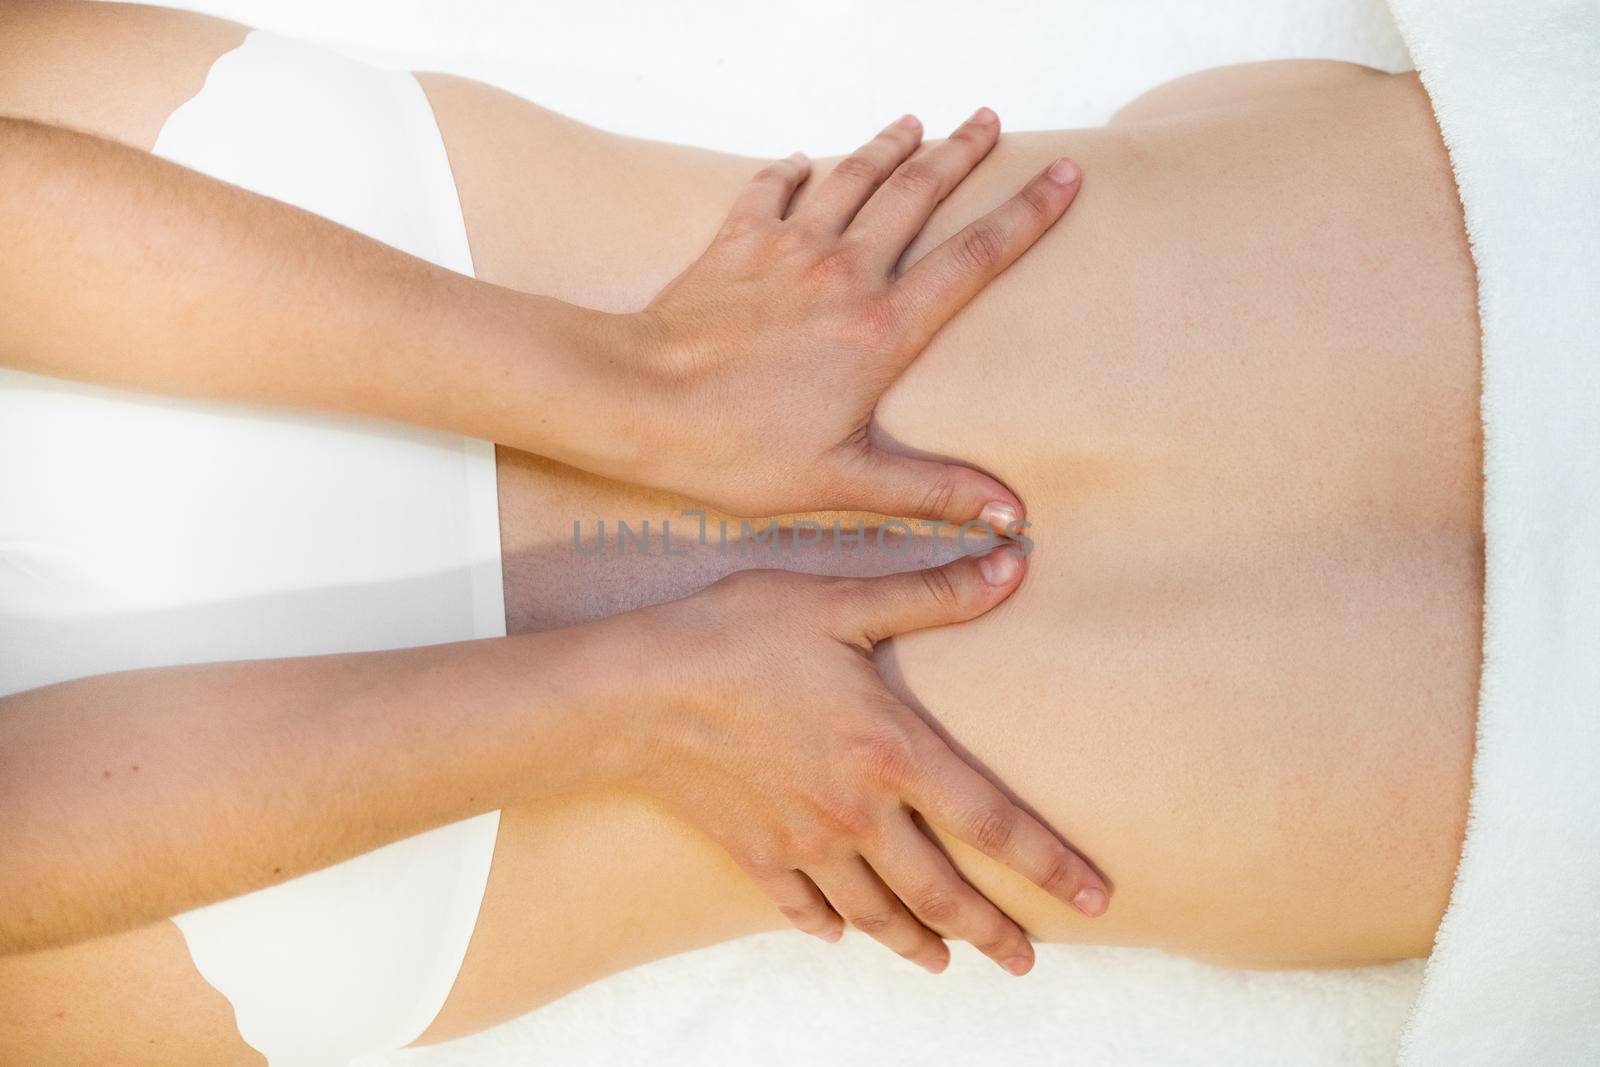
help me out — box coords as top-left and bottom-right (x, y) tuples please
(1384, 1), (1600, 1063)
(0, 29), (504, 1067)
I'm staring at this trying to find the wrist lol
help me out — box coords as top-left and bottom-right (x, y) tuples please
(501, 295), (681, 483)
(493, 610), (678, 800)
(576, 605), (684, 788)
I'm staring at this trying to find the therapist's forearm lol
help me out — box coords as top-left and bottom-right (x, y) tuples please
(0, 116), (655, 470)
(0, 627), (627, 957)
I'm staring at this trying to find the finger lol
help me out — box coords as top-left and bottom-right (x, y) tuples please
(846, 107), (1002, 271)
(843, 545), (1025, 645)
(746, 865), (846, 942)
(797, 115), (923, 232)
(725, 152), (812, 229)
(809, 857), (951, 974)
(865, 811), (1036, 975)
(894, 157), (1082, 349)
(899, 736), (1109, 919)
(831, 442), (1026, 534)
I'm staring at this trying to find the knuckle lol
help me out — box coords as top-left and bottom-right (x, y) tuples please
(951, 120), (992, 147)
(978, 933), (1021, 959)
(738, 845), (780, 876)
(848, 910), (898, 935)
(786, 829), (837, 866)
(889, 160), (942, 200)
(913, 891), (963, 927)
(1017, 179), (1055, 219)
(955, 222), (1006, 273)
(966, 802), (1017, 853)
(772, 222), (818, 254)
(915, 478), (959, 525)
(816, 795), (876, 840)
(948, 132), (989, 160)
(753, 162), (789, 184)
(848, 296), (902, 349)
(809, 244), (862, 285)
(1038, 851), (1085, 897)
(858, 732), (915, 789)
(917, 564), (962, 612)
(832, 153), (882, 184)
(777, 902), (822, 927)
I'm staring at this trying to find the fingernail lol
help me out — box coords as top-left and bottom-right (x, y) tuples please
(922, 956), (949, 975)
(787, 151), (809, 165)
(1046, 157), (1080, 185)
(978, 547), (1020, 587)
(1072, 885), (1109, 917)
(1002, 955), (1032, 977)
(818, 925), (844, 943)
(896, 113), (921, 130)
(979, 500), (1019, 534)
(970, 106), (999, 126)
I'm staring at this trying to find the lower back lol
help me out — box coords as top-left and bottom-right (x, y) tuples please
(459, 67), (1481, 965)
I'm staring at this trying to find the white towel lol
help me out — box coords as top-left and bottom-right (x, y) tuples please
(1385, 1), (1600, 1062)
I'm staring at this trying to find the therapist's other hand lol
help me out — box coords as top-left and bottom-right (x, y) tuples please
(627, 110), (1082, 531)
(616, 545), (1109, 976)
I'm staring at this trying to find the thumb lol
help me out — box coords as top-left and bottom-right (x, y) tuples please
(846, 545), (1026, 645)
(834, 445), (1025, 535)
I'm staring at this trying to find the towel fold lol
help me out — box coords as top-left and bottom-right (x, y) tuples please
(1385, 1), (1600, 1061)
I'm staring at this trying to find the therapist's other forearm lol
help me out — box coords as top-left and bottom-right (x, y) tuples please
(0, 627), (628, 957)
(0, 116), (655, 470)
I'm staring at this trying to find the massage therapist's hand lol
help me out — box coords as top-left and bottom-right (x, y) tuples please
(4, 116), (1071, 534)
(608, 546), (1109, 976)
(617, 110), (1083, 531)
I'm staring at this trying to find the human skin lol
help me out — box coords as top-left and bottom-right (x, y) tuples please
(0, 109), (1103, 962)
(0, 2), (1480, 1064)
(420, 59), (1480, 1039)
(2, 0), (1111, 1022)
(2, 69), (1066, 530)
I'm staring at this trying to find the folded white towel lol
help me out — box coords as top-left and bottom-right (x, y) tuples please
(1385, 1), (1600, 1062)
